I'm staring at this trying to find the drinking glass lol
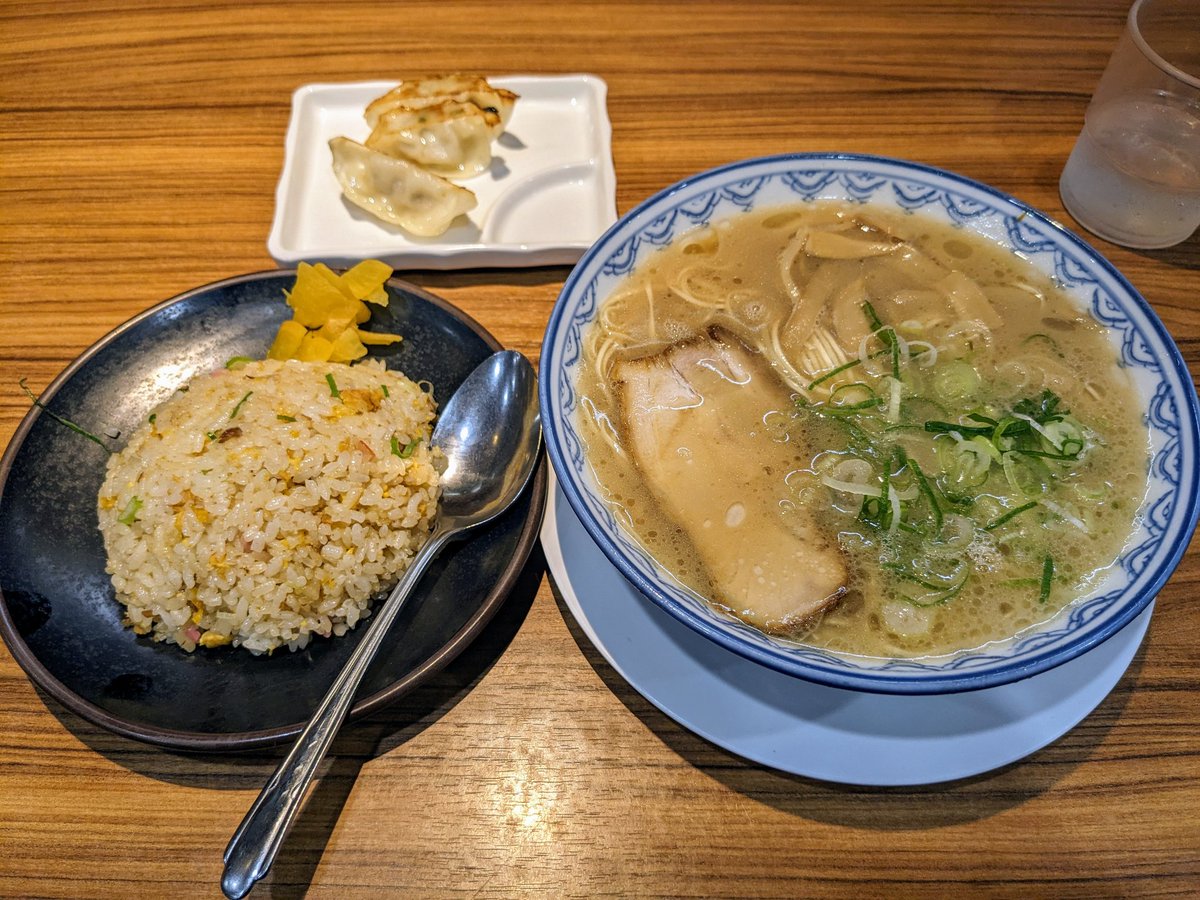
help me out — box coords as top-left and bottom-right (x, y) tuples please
(1059, 0), (1200, 249)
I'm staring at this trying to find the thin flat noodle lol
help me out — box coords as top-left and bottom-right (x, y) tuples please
(612, 328), (847, 633)
(365, 99), (500, 179)
(329, 137), (476, 236)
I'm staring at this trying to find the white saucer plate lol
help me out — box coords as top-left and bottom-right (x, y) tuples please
(542, 475), (1151, 786)
(268, 74), (617, 269)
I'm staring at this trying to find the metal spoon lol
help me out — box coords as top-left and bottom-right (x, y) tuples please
(221, 350), (541, 899)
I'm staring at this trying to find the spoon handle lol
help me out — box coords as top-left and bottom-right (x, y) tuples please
(221, 527), (452, 900)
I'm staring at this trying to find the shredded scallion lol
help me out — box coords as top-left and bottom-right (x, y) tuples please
(786, 299), (1105, 619)
(985, 500), (1039, 531)
(18, 378), (111, 452)
(808, 357), (863, 390)
(1039, 555), (1055, 603)
(229, 391), (253, 419)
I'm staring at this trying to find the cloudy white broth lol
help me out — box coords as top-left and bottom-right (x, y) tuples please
(575, 203), (1149, 659)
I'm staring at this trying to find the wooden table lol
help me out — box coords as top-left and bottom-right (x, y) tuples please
(2, 1), (1198, 896)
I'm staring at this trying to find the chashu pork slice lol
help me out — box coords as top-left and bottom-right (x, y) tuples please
(612, 328), (846, 633)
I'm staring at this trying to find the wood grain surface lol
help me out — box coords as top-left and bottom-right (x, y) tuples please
(2, 1), (1198, 897)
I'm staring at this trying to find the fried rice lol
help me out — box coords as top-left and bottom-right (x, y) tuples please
(97, 357), (440, 654)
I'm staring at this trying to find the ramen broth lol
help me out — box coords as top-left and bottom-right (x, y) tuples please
(576, 203), (1149, 658)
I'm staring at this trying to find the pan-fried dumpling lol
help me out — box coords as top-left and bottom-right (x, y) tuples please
(364, 74), (518, 139)
(365, 99), (500, 179)
(328, 136), (476, 236)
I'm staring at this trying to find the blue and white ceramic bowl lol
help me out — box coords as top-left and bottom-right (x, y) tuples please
(540, 153), (1200, 694)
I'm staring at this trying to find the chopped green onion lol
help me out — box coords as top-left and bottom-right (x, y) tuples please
(391, 436), (421, 459)
(913, 574), (969, 607)
(229, 391), (253, 419)
(148, 413), (156, 425)
(325, 373), (340, 398)
(277, 414), (296, 423)
(1013, 389), (1065, 422)
(924, 420), (994, 437)
(862, 300), (885, 332)
(877, 451), (902, 531)
(808, 357), (863, 390)
(828, 382), (879, 412)
(931, 359), (982, 403)
(117, 496), (142, 526)
(380, 384), (390, 398)
(1039, 555), (1054, 603)
(883, 563), (962, 592)
(991, 416), (1024, 446)
(785, 310), (1098, 621)
(859, 494), (882, 525)
(18, 378), (111, 452)
(225, 356), (254, 369)
(985, 500), (1039, 530)
(1002, 452), (1050, 497)
(861, 301), (902, 379)
(909, 459), (943, 531)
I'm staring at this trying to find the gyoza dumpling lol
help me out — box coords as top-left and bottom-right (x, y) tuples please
(328, 136), (476, 236)
(365, 99), (500, 179)
(364, 74), (518, 139)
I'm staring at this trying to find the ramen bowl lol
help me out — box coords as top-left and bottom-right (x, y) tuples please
(540, 153), (1200, 694)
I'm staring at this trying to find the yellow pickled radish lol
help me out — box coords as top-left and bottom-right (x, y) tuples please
(340, 259), (393, 305)
(295, 332), (334, 362)
(357, 329), (403, 346)
(267, 320), (307, 360)
(328, 327), (368, 363)
(268, 259), (398, 363)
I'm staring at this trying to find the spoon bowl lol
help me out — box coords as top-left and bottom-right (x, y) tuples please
(222, 350), (541, 899)
(436, 352), (542, 525)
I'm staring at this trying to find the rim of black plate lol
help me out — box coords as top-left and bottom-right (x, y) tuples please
(0, 270), (547, 750)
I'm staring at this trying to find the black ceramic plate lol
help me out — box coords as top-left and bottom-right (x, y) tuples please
(0, 271), (545, 751)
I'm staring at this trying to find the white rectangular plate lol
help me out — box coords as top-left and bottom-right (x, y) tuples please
(267, 74), (617, 270)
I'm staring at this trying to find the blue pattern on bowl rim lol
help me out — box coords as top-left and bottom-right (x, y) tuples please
(540, 153), (1200, 694)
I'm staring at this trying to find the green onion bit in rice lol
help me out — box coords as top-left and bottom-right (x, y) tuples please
(391, 435), (420, 458)
(117, 496), (142, 526)
(229, 390), (254, 419)
(326, 373), (340, 398)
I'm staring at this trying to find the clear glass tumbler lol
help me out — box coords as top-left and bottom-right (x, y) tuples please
(1059, 0), (1200, 249)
